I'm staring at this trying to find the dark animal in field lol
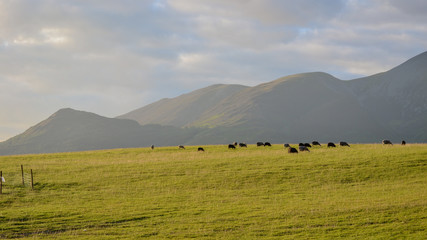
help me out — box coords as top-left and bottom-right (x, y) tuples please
(312, 141), (321, 146)
(327, 142), (336, 148)
(288, 147), (298, 153)
(264, 142), (272, 147)
(239, 143), (247, 147)
(198, 147), (205, 152)
(298, 143), (304, 146)
(284, 143), (290, 148)
(257, 142), (264, 147)
(401, 140), (406, 145)
(178, 145), (185, 149)
(304, 143), (312, 148)
(228, 144), (236, 149)
(299, 145), (310, 152)
(340, 141), (350, 147)
(382, 140), (393, 145)
(151, 145), (154, 150)
(233, 142), (238, 146)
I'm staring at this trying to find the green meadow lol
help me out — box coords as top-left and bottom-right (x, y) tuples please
(0, 144), (426, 239)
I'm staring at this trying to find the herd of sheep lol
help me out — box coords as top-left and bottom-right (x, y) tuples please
(150, 139), (403, 153)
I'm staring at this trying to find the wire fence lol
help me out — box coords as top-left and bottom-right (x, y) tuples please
(0, 165), (34, 194)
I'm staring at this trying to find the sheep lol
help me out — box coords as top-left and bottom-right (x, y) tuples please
(299, 145), (310, 152)
(401, 140), (406, 145)
(288, 147), (298, 153)
(239, 143), (247, 147)
(284, 143), (290, 148)
(178, 145), (185, 149)
(312, 141), (321, 146)
(327, 142), (336, 148)
(198, 147), (205, 152)
(382, 140), (393, 145)
(264, 142), (272, 147)
(257, 142), (265, 147)
(340, 141), (350, 147)
(228, 144), (236, 149)
(304, 143), (312, 148)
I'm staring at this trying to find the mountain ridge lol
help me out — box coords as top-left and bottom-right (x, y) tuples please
(1, 51), (426, 155)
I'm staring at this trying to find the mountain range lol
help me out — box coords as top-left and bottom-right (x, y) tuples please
(1, 51), (426, 155)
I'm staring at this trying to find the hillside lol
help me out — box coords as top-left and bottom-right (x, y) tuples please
(0, 52), (426, 155)
(119, 51), (427, 143)
(1, 144), (426, 238)
(0, 108), (199, 155)
(117, 84), (248, 127)
(348, 51), (427, 140)
(187, 72), (390, 143)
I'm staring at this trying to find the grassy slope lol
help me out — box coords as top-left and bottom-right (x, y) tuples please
(0, 144), (426, 239)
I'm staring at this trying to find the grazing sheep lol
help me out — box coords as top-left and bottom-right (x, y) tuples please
(304, 143), (312, 148)
(288, 147), (298, 153)
(257, 142), (265, 147)
(401, 140), (406, 145)
(228, 144), (236, 149)
(340, 141), (350, 147)
(382, 140), (393, 145)
(264, 142), (272, 147)
(151, 145), (154, 150)
(233, 142), (238, 146)
(327, 142), (336, 148)
(312, 141), (321, 146)
(299, 145), (310, 152)
(284, 143), (290, 148)
(298, 143), (304, 146)
(198, 147), (205, 152)
(178, 145), (185, 149)
(239, 143), (247, 147)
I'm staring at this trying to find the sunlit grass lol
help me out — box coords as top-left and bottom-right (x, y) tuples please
(0, 144), (426, 239)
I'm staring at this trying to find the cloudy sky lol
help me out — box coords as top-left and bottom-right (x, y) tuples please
(1, 0), (426, 141)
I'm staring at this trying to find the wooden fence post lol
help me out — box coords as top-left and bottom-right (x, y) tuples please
(21, 165), (25, 186)
(31, 169), (34, 190)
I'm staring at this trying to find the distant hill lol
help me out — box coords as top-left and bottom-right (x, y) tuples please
(0, 108), (199, 155)
(348, 52), (427, 141)
(1, 52), (426, 155)
(117, 84), (248, 127)
(119, 51), (427, 143)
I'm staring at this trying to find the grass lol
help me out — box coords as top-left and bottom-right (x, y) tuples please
(0, 144), (426, 239)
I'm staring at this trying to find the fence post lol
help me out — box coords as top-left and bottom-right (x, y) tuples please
(21, 165), (25, 186)
(31, 169), (34, 190)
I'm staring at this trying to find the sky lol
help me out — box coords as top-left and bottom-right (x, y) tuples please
(1, 0), (427, 141)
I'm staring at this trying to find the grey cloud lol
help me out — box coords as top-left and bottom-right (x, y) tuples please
(388, 0), (427, 17)
(0, 0), (426, 141)
(168, 0), (345, 25)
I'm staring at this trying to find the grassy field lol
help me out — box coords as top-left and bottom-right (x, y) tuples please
(0, 144), (426, 239)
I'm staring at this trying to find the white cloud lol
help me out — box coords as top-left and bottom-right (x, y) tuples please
(11, 28), (69, 47)
(41, 28), (69, 44)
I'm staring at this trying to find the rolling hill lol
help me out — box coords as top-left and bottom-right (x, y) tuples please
(119, 51), (427, 143)
(0, 51), (426, 155)
(0, 108), (200, 155)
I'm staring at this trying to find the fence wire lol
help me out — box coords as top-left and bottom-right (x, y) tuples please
(0, 167), (34, 188)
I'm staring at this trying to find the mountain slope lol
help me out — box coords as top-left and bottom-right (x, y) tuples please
(1, 51), (426, 155)
(349, 51), (427, 140)
(117, 84), (248, 127)
(118, 52), (427, 143)
(185, 72), (391, 143)
(0, 108), (199, 155)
